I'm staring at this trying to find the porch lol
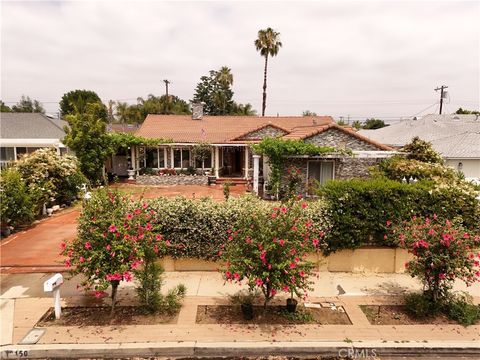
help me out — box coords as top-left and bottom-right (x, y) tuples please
(126, 144), (252, 179)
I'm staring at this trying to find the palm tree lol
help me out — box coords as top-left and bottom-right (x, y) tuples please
(254, 28), (282, 116)
(115, 102), (129, 123)
(216, 66), (233, 87)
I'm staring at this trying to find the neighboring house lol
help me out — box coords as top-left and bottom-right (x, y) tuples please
(0, 113), (68, 169)
(132, 108), (394, 193)
(359, 114), (480, 180)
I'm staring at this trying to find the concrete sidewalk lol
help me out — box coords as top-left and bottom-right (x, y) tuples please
(1, 271), (479, 358)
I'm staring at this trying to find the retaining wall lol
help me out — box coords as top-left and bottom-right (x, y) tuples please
(137, 175), (209, 186)
(159, 247), (413, 273)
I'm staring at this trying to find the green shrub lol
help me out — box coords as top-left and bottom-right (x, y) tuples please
(135, 261), (165, 313)
(0, 168), (35, 227)
(160, 284), (187, 315)
(318, 178), (479, 253)
(404, 292), (440, 318)
(446, 293), (480, 326)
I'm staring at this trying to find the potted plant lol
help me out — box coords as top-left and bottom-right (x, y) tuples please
(229, 289), (258, 320)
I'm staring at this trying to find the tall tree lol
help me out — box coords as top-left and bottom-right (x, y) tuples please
(231, 102), (257, 116)
(192, 67), (234, 115)
(0, 100), (11, 112)
(302, 110), (317, 116)
(254, 27), (282, 117)
(60, 90), (106, 117)
(63, 103), (112, 183)
(11, 95), (45, 113)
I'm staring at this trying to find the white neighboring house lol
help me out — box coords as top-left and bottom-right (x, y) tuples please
(0, 112), (69, 169)
(359, 114), (480, 181)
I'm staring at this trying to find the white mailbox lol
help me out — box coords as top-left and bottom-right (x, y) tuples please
(43, 273), (64, 319)
(43, 273), (63, 292)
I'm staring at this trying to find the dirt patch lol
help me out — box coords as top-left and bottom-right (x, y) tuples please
(360, 305), (458, 325)
(196, 305), (351, 325)
(36, 306), (178, 326)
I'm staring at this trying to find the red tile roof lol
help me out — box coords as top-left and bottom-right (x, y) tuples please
(136, 115), (334, 143)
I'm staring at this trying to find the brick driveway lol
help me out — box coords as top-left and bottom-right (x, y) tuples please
(0, 184), (246, 274)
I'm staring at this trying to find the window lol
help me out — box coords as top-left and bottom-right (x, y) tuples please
(16, 147), (27, 160)
(0, 147), (15, 161)
(195, 151), (212, 169)
(145, 148), (159, 168)
(307, 161), (334, 190)
(181, 149), (190, 168)
(173, 149), (182, 168)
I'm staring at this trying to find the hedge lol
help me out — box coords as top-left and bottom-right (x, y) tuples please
(319, 178), (480, 253)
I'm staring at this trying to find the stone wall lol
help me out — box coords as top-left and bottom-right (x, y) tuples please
(304, 128), (380, 151)
(281, 156), (383, 193)
(137, 174), (209, 186)
(240, 125), (287, 140)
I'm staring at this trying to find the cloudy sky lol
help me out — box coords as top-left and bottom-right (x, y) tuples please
(1, 0), (479, 120)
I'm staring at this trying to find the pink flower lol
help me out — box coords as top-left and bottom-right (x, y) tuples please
(134, 209), (141, 215)
(60, 242), (66, 250)
(233, 272), (241, 280)
(131, 260), (142, 270)
(106, 244), (111, 251)
(280, 207), (287, 214)
(106, 273), (122, 281)
(65, 259), (71, 268)
(439, 273), (446, 280)
(245, 237), (253, 244)
(255, 278), (264, 286)
(289, 262), (296, 269)
(228, 236), (233, 241)
(153, 244), (159, 254)
(108, 224), (117, 233)
(123, 271), (133, 282)
(312, 238), (319, 246)
(79, 256), (85, 263)
(271, 213), (277, 219)
(386, 220), (392, 227)
(165, 240), (171, 247)
(301, 202), (308, 209)
(93, 291), (107, 298)
(282, 285), (290, 292)
(145, 223), (152, 231)
(156, 234), (162, 241)
(225, 271), (232, 279)
(299, 270), (306, 277)
(433, 213), (438, 220)
(85, 242), (92, 250)
(126, 213), (133, 220)
(279, 239), (285, 247)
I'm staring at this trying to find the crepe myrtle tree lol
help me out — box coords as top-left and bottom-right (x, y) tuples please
(61, 188), (167, 314)
(389, 215), (480, 305)
(220, 198), (327, 308)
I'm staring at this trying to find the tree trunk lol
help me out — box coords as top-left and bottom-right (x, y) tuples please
(110, 280), (119, 316)
(262, 55), (269, 117)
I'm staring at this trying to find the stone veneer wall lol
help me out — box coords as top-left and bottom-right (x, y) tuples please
(137, 174), (208, 186)
(240, 126), (287, 140)
(281, 156), (383, 193)
(304, 128), (379, 151)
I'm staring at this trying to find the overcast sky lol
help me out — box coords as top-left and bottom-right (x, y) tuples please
(1, 0), (479, 120)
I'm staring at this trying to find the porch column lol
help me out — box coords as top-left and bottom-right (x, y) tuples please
(215, 146), (220, 178)
(244, 146), (249, 179)
(253, 154), (260, 195)
(130, 146), (136, 170)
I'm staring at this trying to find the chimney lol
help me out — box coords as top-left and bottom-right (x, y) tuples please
(192, 103), (203, 120)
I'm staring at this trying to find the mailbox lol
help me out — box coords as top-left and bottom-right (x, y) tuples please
(43, 273), (63, 292)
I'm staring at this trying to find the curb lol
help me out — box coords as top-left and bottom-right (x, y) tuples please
(2, 341), (480, 359)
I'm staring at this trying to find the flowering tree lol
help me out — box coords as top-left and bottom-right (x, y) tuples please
(391, 215), (480, 304)
(62, 188), (166, 314)
(220, 199), (326, 307)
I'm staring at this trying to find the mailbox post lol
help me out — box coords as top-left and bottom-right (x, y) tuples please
(43, 273), (64, 319)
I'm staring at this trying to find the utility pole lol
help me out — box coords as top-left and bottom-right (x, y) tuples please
(163, 79), (170, 98)
(434, 85), (448, 115)
(163, 79), (171, 114)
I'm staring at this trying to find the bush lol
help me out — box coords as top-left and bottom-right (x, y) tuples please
(319, 178), (479, 253)
(135, 261), (164, 313)
(446, 293), (480, 326)
(404, 292), (440, 318)
(392, 216), (480, 305)
(0, 168), (35, 227)
(15, 148), (86, 210)
(220, 199), (327, 307)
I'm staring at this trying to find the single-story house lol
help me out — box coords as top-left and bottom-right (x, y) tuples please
(359, 114), (480, 180)
(132, 107), (395, 194)
(0, 112), (69, 169)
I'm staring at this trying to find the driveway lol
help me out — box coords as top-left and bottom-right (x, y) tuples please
(0, 184), (247, 274)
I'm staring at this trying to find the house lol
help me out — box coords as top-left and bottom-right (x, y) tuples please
(359, 114), (480, 180)
(132, 107), (395, 194)
(0, 113), (68, 169)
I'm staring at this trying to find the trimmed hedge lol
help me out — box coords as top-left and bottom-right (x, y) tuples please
(319, 178), (479, 253)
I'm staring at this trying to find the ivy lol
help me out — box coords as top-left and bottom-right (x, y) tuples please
(109, 132), (172, 151)
(251, 138), (343, 197)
